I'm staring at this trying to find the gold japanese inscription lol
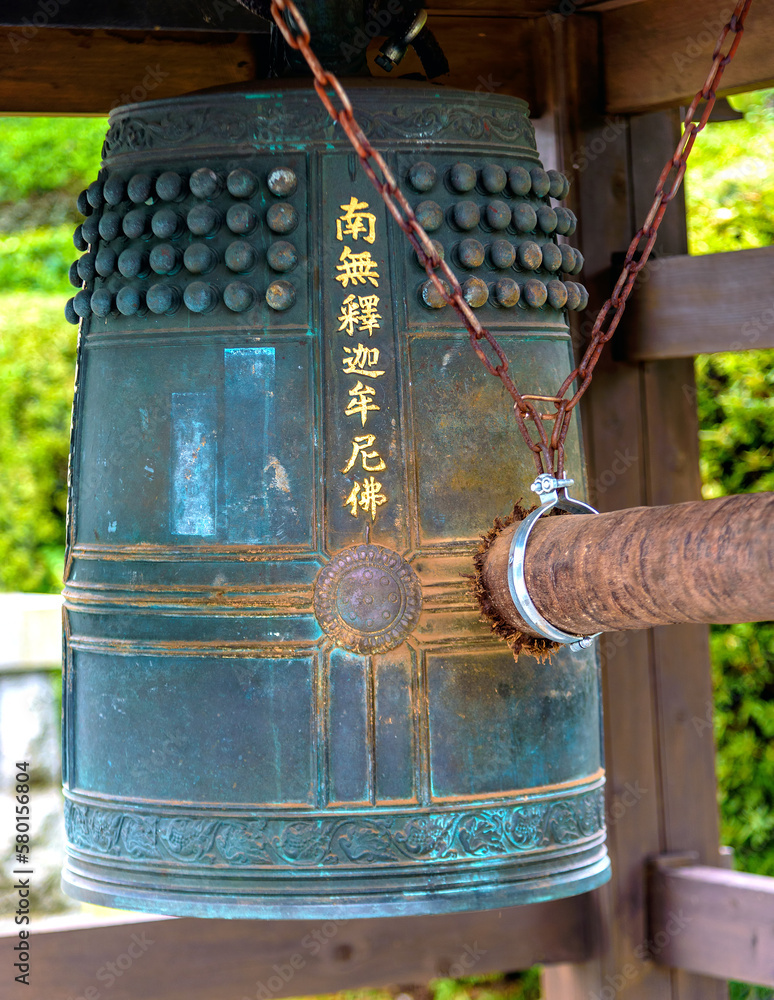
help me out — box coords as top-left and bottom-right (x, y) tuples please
(342, 344), (385, 378)
(344, 381), (380, 426)
(333, 194), (390, 521)
(335, 247), (380, 288)
(341, 434), (387, 474)
(336, 196), (377, 244)
(343, 476), (388, 521)
(337, 294), (382, 336)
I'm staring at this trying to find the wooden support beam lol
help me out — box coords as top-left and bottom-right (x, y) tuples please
(603, 0), (774, 114)
(0, 29), (261, 115)
(0, 17), (538, 116)
(621, 245), (774, 360)
(426, 0), (638, 15)
(0, 0), (267, 33)
(543, 18), (727, 996)
(0, 898), (593, 1000)
(650, 855), (774, 985)
(405, 16), (540, 109)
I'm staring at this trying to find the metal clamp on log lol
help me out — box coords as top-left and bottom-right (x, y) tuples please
(508, 474), (601, 652)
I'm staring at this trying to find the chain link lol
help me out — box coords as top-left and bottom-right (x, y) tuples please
(269, 0), (752, 475)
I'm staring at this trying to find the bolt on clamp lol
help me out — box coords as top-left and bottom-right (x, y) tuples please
(507, 474), (602, 652)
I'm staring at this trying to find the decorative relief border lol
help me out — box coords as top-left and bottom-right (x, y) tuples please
(65, 785), (604, 869)
(103, 99), (534, 159)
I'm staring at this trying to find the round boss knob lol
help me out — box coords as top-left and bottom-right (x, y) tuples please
(546, 279), (568, 309)
(453, 200), (480, 231)
(68, 260), (82, 287)
(481, 164), (507, 194)
(224, 281), (255, 313)
(90, 289), (113, 318)
(486, 200), (511, 231)
(530, 168), (551, 198)
(81, 215), (101, 245)
(517, 241), (543, 271)
(64, 298), (79, 325)
(565, 281), (589, 310)
(117, 247), (149, 279)
(522, 278), (548, 308)
(462, 277), (489, 308)
(183, 281), (218, 313)
(420, 278), (449, 309)
(512, 203), (537, 233)
(560, 245), (578, 274)
(225, 240), (257, 274)
(265, 280), (296, 311)
(156, 171), (184, 202)
(415, 200), (443, 232)
(116, 286), (144, 316)
(95, 247), (118, 277)
(407, 161), (436, 193)
(547, 169), (570, 200)
(490, 239), (516, 269)
(98, 212), (122, 242)
(449, 162), (476, 192)
(127, 173), (153, 204)
(149, 243), (181, 276)
(267, 167), (298, 198)
(76, 190), (92, 217)
(86, 180), (104, 210)
(183, 242), (218, 275)
(456, 238), (485, 269)
(147, 284), (181, 316)
(189, 167), (221, 199)
(508, 166), (531, 197)
(152, 207), (185, 240)
(226, 203), (258, 236)
(266, 240), (299, 273)
(494, 277), (520, 307)
(73, 225), (88, 252)
(227, 168), (259, 199)
(187, 204), (221, 238)
(541, 243), (563, 273)
(554, 207), (576, 236)
(72, 289), (92, 318)
(122, 209), (150, 240)
(537, 206), (558, 235)
(103, 175), (126, 206)
(415, 238), (445, 268)
(77, 252), (97, 283)
(266, 203), (299, 235)
(570, 247), (585, 275)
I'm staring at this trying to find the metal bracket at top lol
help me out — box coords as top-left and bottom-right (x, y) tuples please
(508, 474), (601, 652)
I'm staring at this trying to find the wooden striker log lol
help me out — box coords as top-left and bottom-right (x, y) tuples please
(478, 493), (774, 638)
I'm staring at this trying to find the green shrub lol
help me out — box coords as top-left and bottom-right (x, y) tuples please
(0, 117), (106, 203)
(0, 293), (77, 592)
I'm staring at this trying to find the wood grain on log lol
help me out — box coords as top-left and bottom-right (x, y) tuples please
(479, 493), (774, 637)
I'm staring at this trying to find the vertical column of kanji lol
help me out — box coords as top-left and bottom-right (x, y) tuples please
(321, 155), (407, 555)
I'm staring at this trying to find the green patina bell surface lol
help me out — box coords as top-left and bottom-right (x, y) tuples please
(61, 83), (609, 918)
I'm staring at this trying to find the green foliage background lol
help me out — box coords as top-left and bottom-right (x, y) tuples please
(0, 95), (771, 997)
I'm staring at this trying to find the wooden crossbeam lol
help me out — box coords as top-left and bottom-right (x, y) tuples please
(1, 898), (593, 999)
(0, 18), (539, 116)
(0, 29), (262, 115)
(649, 855), (774, 985)
(603, 0), (774, 114)
(620, 245), (774, 360)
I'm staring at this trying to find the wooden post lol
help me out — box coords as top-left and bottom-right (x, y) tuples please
(542, 11), (727, 1000)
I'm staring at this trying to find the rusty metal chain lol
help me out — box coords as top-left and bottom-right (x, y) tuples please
(268, 0), (752, 476)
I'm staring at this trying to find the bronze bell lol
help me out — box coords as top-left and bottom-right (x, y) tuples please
(61, 82), (608, 918)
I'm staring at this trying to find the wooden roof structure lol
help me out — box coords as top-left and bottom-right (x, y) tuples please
(2, 1), (773, 997)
